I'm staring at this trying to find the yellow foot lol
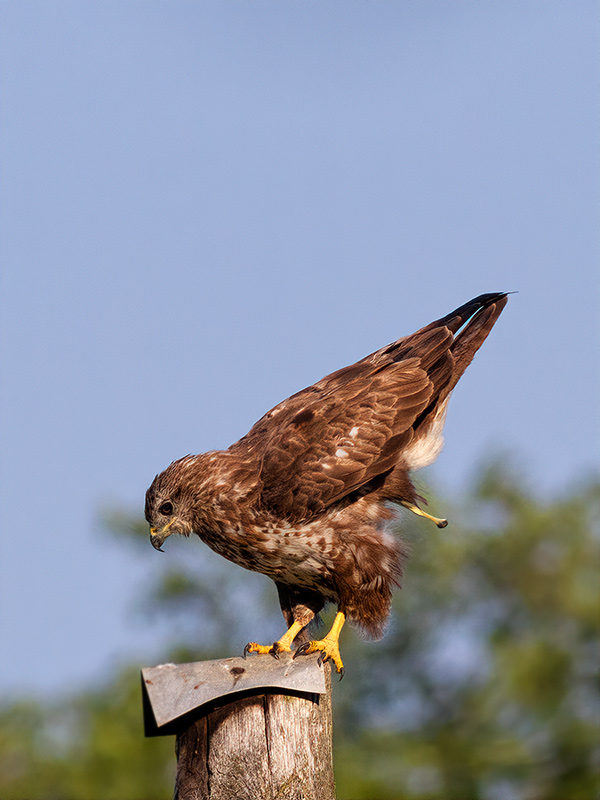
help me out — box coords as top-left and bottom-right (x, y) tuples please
(243, 640), (291, 659)
(294, 639), (345, 678)
(243, 619), (305, 660)
(293, 611), (346, 679)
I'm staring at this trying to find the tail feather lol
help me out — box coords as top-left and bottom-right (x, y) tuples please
(424, 292), (508, 335)
(399, 292), (509, 470)
(397, 292), (508, 399)
(447, 293), (508, 391)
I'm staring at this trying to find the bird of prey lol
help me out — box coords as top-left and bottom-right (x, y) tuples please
(145, 292), (508, 676)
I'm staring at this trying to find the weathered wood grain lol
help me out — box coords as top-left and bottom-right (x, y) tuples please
(174, 716), (208, 800)
(173, 665), (335, 800)
(265, 664), (334, 799)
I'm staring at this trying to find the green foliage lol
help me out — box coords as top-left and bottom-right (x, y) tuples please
(1, 462), (598, 799)
(332, 465), (600, 799)
(0, 672), (174, 799)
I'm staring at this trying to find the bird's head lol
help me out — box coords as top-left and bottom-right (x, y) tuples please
(144, 456), (199, 551)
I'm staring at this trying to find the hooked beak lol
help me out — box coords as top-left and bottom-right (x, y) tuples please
(149, 523), (174, 552)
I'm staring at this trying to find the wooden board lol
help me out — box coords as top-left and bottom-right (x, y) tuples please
(142, 652), (326, 733)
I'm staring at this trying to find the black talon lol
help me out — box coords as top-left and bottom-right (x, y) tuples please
(243, 644), (250, 658)
(293, 642), (309, 659)
(338, 667), (345, 681)
(270, 643), (280, 660)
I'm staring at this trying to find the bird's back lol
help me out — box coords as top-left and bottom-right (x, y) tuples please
(230, 293), (508, 522)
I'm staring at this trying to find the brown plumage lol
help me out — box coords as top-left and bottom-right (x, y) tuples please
(145, 292), (508, 672)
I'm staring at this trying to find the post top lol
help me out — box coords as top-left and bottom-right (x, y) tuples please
(142, 652), (327, 735)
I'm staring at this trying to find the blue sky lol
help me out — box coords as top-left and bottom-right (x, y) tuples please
(1, 1), (598, 696)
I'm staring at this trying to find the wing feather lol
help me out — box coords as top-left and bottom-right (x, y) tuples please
(229, 293), (508, 521)
(231, 361), (433, 520)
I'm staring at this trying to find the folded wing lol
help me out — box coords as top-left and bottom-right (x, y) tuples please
(230, 292), (508, 521)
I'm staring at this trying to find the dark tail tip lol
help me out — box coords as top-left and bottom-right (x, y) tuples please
(429, 291), (510, 334)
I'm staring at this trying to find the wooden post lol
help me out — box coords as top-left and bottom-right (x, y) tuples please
(142, 653), (335, 800)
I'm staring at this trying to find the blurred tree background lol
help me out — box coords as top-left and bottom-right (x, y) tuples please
(1, 461), (598, 799)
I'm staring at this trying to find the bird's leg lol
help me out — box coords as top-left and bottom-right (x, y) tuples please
(401, 501), (448, 528)
(244, 619), (306, 659)
(293, 611), (346, 678)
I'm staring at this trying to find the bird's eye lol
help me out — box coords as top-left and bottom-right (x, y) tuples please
(159, 501), (174, 516)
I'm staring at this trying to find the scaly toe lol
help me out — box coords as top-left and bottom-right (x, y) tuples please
(244, 640), (293, 659)
(270, 640), (293, 658)
(292, 638), (345, 676)
(243, 642), (272, 657)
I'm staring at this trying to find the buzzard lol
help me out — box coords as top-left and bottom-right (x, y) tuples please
(145, 292), (508, 676)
